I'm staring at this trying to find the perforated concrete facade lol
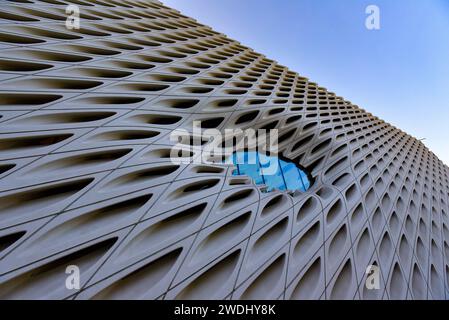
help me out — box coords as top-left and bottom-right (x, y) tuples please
(0, 0), (449, 300)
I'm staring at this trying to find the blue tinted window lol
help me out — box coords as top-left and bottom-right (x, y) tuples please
(231, 151), (311, 193)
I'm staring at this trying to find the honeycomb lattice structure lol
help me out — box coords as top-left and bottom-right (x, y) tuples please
(1, 0), (449, 300)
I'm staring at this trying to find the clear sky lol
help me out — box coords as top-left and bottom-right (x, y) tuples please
(163, 0), (449, 166)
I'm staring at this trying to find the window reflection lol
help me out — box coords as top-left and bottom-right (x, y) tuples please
(231, 151), (311, 193)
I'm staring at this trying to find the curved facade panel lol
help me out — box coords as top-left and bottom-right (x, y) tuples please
(0, 0), (448, 300)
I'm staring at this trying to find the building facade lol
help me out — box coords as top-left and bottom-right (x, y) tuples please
(0, 0), (448, 299)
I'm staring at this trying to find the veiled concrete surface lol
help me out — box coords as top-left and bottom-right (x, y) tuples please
(0, 0), (448, 300)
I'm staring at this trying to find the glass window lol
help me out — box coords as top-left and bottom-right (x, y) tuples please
(231, 151), (311, 193)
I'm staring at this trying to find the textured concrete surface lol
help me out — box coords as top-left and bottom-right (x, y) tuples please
(0, 0), (448, 300)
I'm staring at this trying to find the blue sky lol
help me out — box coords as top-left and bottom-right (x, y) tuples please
(164, 0), (449, 166)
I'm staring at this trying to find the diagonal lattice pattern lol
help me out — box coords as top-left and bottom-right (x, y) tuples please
(0, 0), (449, 300)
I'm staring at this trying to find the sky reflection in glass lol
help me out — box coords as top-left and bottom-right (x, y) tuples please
(231, 151), (311, 192)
